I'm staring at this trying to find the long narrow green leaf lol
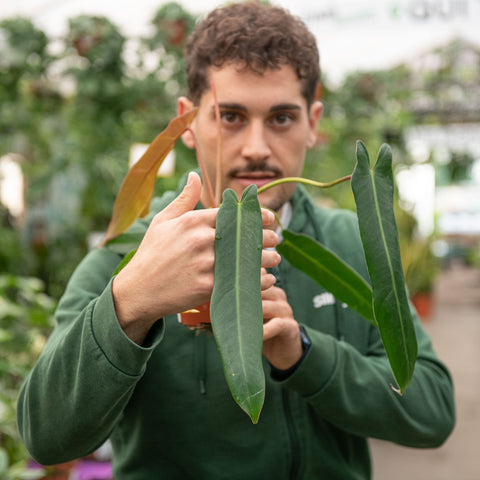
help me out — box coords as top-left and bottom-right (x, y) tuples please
(210, 185), (265, 423)
(277, 231), (376, 326)
(351, 140), (417, 393)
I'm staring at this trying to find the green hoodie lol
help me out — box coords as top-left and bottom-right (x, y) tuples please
(17, 180), (455, 480)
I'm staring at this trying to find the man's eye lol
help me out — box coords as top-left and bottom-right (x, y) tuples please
(220, 111), (241, 124)
(271, 113), (295, 126)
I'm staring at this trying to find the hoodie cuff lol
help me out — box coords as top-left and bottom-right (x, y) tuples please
(271, 325), (337, 397)
(91, 278), (165, 377)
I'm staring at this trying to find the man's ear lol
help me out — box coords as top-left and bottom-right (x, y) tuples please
(307, 101), (323, 149)
(178, 96), (196, 149)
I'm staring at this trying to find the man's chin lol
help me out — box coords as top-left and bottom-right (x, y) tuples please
(257, 192), (288, 214)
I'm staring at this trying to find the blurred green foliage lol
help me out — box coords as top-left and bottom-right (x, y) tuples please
(0, 274), (54, 479)
(304, 67), (415, 210)
(0, 4), (197, 299)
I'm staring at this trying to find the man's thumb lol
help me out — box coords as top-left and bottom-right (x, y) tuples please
(158, 172), (202, 221)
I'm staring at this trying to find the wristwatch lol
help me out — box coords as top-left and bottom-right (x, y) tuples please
(299, 326), (311, 353)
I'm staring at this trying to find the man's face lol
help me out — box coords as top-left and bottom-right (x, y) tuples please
(179, 64), (322, 213)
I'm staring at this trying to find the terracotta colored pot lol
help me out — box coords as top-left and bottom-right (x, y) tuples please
(412, 292), (434, 320)
(179, 301), (211, 326)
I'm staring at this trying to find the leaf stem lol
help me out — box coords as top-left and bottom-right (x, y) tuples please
(257, 175), (352, 195)
(187, 127), (216, 208)
(211, 80), (223, 207)
(271, 208), (284, 230)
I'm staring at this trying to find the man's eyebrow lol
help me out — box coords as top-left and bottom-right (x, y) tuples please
(216, 102), (247, 111)
(214, 102), (302, 112)
(269, 103), (302, 112)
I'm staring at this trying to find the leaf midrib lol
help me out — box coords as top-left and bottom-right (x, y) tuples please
(234, 200), (253, 405)
(370, 168), (410, 365)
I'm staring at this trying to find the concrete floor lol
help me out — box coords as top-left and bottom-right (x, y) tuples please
(370, 262), (480, 480)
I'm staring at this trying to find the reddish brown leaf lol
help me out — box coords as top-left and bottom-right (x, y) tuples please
(101, 108), (198, 244)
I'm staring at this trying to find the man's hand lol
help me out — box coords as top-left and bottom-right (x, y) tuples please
(112, 172), (280, 344)
(262, 277), (303, 370)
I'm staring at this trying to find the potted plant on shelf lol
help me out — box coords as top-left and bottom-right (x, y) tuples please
(101, 108), (417, 424)
(402, 235), (438, 319)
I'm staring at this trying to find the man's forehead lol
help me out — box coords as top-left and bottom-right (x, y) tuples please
(206, 62), (298, 81)
(201, 64), (306, 109)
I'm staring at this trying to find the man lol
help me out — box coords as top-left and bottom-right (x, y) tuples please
(18, 2), (455, 479)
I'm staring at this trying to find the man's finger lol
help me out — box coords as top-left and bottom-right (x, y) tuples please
(262, 230), (279, 249)
(261, 250), (281, 269)
(261, 273), (276, 291)
(155, 171), (202, 222)
(261, 209), (275, 227)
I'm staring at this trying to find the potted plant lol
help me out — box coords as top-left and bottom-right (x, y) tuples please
(101, 109), (417, 424)
(402, 236), (438, 319)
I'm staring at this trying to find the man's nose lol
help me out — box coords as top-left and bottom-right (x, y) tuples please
(241, 121), (271, 162)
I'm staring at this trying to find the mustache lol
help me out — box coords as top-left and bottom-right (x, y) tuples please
(227, 163), (282, 177)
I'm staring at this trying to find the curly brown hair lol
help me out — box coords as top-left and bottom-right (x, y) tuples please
(184, 1), (320, 105)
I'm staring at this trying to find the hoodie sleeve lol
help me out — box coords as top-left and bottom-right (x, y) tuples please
(17, 247), (165, 465)
(271, 197), (455, 449)
(273, 306), (455, 449)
